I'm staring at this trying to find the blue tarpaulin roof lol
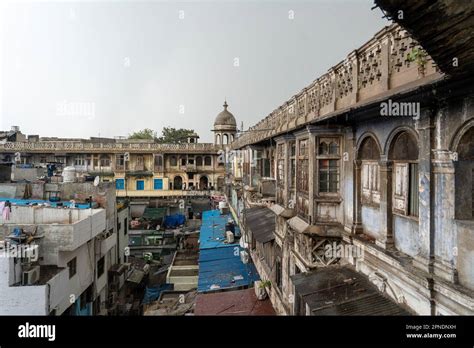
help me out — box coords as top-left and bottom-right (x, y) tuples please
(197, 210), (259, 293)
(199, 210), (241, 250)
(163, 214), (186, 228)
(142, 283), (173, 304)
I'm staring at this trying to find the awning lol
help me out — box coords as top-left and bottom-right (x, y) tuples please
(291, 265), (412, 316)
(141, 207), (167, 220)
(243, 206), (275, 243)
(287, 216), (343, 237)
(126, 171), (153, 177)
(126, 269), (145, 284)
(268, 203), (296, 218)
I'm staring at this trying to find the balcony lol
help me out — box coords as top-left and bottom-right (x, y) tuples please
(181, 164), (197, 173)
(231, 23), (443, 150)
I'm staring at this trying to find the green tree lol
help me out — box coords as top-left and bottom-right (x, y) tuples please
(128, 128), (156, 140)
(156, 127), (196, 144)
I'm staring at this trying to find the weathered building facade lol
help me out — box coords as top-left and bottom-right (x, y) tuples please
(229, 22), (474, 315)
(0, 103), (237, 199)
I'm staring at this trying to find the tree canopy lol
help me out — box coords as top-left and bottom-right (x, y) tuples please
(128, 128), (156, 140)
(128, 127), (196, 144)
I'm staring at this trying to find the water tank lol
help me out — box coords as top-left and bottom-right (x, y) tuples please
(62, 166), (76, 183)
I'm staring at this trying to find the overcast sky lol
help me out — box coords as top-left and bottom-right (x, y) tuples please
(0, 0), (389, 142)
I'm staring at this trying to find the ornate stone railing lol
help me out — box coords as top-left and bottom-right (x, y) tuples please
(0, 141), (219, 154)
(232, 23), (443, 149)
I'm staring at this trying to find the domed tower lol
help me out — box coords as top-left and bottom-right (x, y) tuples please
(213, 101), (237, 146)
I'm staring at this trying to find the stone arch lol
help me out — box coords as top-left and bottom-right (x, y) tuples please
(216, 134), (221, 145)
(223, 134), (229, 145)
(356, 132), (382, 158)
(173, 175), (183, 190)
(388, 131), (419, 161)
(357, 133), (382, 160)
(450, 118), (474, 152)
(384, 126), (419, 157)
(199, 175), (209, 190)
(452, 121), (474, 219)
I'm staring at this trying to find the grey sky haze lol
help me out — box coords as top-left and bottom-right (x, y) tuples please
(1, 0), (390, 142)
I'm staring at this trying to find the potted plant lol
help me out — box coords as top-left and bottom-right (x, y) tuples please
(255, 279), (271, 300)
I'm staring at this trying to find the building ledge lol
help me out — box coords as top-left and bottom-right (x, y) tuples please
(268, 203), (296, 218)
(288, 216), (343, 237)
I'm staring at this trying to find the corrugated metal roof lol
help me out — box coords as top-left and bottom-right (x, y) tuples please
(142, 207), (167, 220)
(243, 206), (275, 243)
(199, 210), (241, 250)
(198, 245), (260, 293)
(291, 265), (412, 316)
(195, 288), (275, 315)
(197, 210), (259, 293)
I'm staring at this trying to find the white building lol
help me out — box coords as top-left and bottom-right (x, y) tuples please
(0, 205), (115, 315)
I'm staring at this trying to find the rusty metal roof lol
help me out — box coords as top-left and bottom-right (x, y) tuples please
(243, 206), (275, 243)
(291, 265), (412, 316)
(195, 288), (276, 315)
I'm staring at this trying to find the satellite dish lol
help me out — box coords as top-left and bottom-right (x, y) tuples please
(93, 176), (100, 186)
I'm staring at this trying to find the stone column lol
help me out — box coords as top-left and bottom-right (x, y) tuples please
(343, 127), (356, 234)
(413, 112), (435, 273)
(432, 149), (457, 283)
(376, 157), (394, 248)
(350, 159), (363, 234)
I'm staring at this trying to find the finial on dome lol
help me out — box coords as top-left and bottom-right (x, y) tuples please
(223, 100), (228, 109)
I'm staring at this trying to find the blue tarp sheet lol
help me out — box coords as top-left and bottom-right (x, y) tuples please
(199, 210), (241, 250)
(142, 283), (173, 304)
(198, 247), (260, 292)
(197, 210), (259, 293)
(163, 214), (186, 228)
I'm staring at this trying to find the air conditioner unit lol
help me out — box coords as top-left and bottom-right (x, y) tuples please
(22, 266), (40, 285)
(240, 250), (249, 264)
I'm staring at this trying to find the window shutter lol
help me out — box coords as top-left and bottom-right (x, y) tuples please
(371, 163), (380, 204)
(362, 163), (371, 202)
(393, 163), (408, 215)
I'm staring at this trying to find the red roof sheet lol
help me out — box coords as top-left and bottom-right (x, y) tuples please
(195, 288), (276, 315)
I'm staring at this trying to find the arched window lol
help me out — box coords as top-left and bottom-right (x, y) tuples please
(100, 154), (111, 167)
(389, 131), (419, 217)
(358, 136), (381, 205)
(196, 156), (203, 166)
(204, 156), (212, 166)
(216, 134), (221, 145)
(455, 127), (474, 219)
(154, 154), (163, 171)
(169, 156), (177, 167)
(173, 176), (183, 190)
(223, 134), (229, 145)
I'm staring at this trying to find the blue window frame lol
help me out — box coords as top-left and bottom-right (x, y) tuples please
(154, 178), (163, 190)
(115, 178), (125, 190)
(136, 180), (144, 190)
